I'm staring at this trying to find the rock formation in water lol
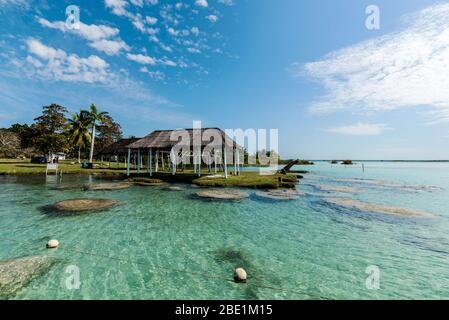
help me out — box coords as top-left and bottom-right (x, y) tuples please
(53, 198), (118, 212)
(0, 255), (57, 299)
(197, 190), (249, 200)
(325, 197), (433, 217)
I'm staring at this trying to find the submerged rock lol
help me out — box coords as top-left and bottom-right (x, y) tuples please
(129, 178), (165, 186)
(135, 181), (166, 186)
(83, 182), (131, 191)
(53, 198), (118, 212)
(316, 184), (362, 193)
(0, 255), (57, 299)
(255, 189), (301, 200)
(325, 197), (434, 217)
(197, 190), (249, 200)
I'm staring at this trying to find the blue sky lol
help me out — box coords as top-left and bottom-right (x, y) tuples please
(1, 0), (448, 159)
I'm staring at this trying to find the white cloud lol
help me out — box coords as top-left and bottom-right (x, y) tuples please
(191, 27), (200, 36)
(298, 4), (449, 123)
(167, 27), (179, 36)
(195, 0), (208, 8)
(205, 14), (218, 23)
(145, 16), (158, 25)
(89, 39), (130, 56)
(26, 38), (112, 83)
(187, 47), (200, 54)
(147, 0), (158, 5)
(147, 27), (159, 35)
(131, 14), (146, 32)
(104, 0), (129, 16)
(159, 59), (177, 67)
(160, 43), (173, 52)
(218, 0), (234, 5)
(140, 67), (165, 80)
(38, 18), (129, 56)
(325, 123), (391, 136)
(126, 53), (156, 65)
(130, 0), (143, 7)
(0, 0), (28, 7)
(38, 18), (119, 42)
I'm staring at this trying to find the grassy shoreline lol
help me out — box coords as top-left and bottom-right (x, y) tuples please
(0, 160), (299, 189)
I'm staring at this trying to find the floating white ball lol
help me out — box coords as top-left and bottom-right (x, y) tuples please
(46, 239), (59, 249)
(234, 267), (247, 283)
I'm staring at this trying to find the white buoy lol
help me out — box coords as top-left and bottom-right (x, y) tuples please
(234, 267), (247, 283)
(46, 239), (59, 249)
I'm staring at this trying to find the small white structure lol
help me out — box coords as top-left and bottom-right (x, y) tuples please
(51, 152), (66, 161)
(46, 163), (61, 175)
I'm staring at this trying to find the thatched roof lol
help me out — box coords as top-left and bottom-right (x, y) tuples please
(99, 138), (141, 155)
(128, 128), (242, 150)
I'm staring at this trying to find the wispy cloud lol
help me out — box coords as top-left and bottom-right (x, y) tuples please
(324, 123), (391, 136)
(218, 0), (234, 6)
(296, 4), (449, 123)
(126, 53), (156, 65)
(0, 0), (28, 7)
(24, 38), (114, 84)
(195, 0), (208, 8)
(206, 14), (218, 23)
(38, 18), (130, 56)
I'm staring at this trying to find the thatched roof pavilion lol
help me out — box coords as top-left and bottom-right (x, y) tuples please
(99, 138), (141, 156)
(127, 128), (241, 150)
(115, 128), (243, 178)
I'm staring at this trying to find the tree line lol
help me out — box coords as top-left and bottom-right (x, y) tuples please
(0, 104), (122, 163)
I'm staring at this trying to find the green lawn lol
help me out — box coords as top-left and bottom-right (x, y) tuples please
(0, 159), (126, 175)
(192, 171), (298, 189)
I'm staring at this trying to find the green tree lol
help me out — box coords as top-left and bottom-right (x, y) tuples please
(8, 123), (34, 149)
(96, 115), (123, 153)
(67, 111), (91, 163)
(32, 104), (69, 157)
(83, 104), (109, 163)
(0, 129), (20, 158)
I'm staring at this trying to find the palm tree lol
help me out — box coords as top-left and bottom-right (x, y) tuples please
(67, 112), (91, 163)
(84, 104), (109, 164)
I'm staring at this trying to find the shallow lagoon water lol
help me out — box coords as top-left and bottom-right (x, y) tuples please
(1, 161), (449, 299)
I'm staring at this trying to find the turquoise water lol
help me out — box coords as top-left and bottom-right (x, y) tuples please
(1, 161), (449, 299)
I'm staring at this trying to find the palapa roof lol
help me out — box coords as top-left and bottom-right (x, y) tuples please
(99, 138), (141, 155)
(128, 128), (242, 150)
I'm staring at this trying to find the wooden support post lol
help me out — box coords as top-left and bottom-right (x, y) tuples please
(155, 151), (159, 172)
(126, 148), (131, 176)
(149, 148), (153, 176)
(237, 149), (240, 175)
(137, 149), (141, 174)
